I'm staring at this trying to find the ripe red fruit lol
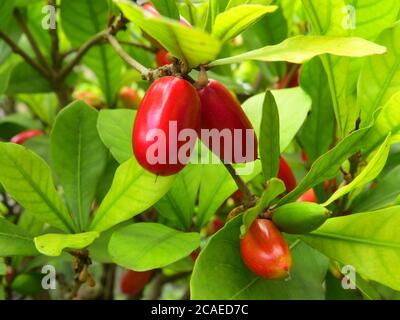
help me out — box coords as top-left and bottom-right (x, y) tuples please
(297, 188), (317, 203)
(10, 129), (44, 144)
(197, 80), (258, 163)
(205, 216), (225, 236)
(156, 50), (172, 67)
(120, 270), (153, 296)
(133, 76), (200, 176)
(120, 87), (141, 109)
(278, 156), (297, 193)
(240, 219), (292, 279)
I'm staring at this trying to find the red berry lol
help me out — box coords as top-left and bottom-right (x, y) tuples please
(132, 76), (200, 176)
(120, 87), (141, 109)
(240, 219), (292, 279)
(278, 156), (297, 193)
(10, 129), (44, 145)
(120, 270), (153, 296)
(197, 80), (258, 163)
(297, 189), (317, 203)
(156, 50), (172, 67)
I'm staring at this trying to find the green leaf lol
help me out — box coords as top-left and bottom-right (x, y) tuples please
(115, 0), (222, 68)
(226, 0), (273, 10)
(323, 135), (391, 206)
(241, 178), (286, 236)
(18, 93), (58, 126)
(89, 157), (175, 233)
(302, 206), (400, 291)
(0, 143), (76, 233)
(212, 5), (277, 43)
(279, 128), (370, 205)
(97, 109), (136, 164)
(243, 88), (311, 152)
(0, 217), (39, 256)
(0, 0), (15, 29)
(208, 35), (386, 67)
(51, 101), (108, 231)
(299, 58), (334, 163)
(363, 92), (400, 155)
(353, 166), (400, 212)
(260, 91), (280, 181)
(191, 216), (328, 299)
(358, 20), (400, 127)
(61, 0), (123, 105)
(7, 62), (52, 94)
(155, 164), (202, 230)
(109, 223), (200, 271)
(203, 0), (230, 33)
(34, 232), (99, 257)
(150, 0), (180, 20)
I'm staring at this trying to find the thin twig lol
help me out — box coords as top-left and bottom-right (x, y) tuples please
(107, 34), (151, 78)
(224, 163), (253, 207)
(118, 40), (158, 53)
(58, 31), (108, 80)
(13, 9), (51, 72)
(0, 30), (50, 79)
(48, 0), (60, 69)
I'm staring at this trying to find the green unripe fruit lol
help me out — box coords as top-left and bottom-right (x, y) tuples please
(272, 202), (331, 234)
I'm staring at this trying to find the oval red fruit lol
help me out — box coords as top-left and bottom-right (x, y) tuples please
(10, 129), (44, 145)
(197, 80), (258, 163)
(156, 50), (172, 67)
(240, 219), (292, 279)
(278, 156), (297, 193)
(297, 188), (317, 203)
(133, 76), (200, 176)
(120, 270), (153, 296)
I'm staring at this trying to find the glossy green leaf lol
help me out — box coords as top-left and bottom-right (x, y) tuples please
(260, 91), (280, 181)
(155, 164), (202, 230)
(208, 35), (386, 67)
(150, 0), (180, 20)
(51, 101), (108, 231)
(323, 135), (391, 206)
(19, 93), (58, 126)
(363, 92), (400, 155)
(279, 127), (370, 205)
(191, 216), (328, 299)
(0, 217), (39, 256)
(0, 0), (15, 28)
(353, 166), (400, 212)
(212, 5), (277, 43)
(7, 62), (52, 94)
(109, 223), (200, 271)
(299, 58), (334, 163)
(34, 232), (99, 257)
(226, 0), (273, 10)
(302, 206), (400, 291)
(358, 22), (400, 126)
(243, 88), (311, 152)
(89, 157), (175, 233)
(61, 0), (123, 105)
(0, 143), (76, 233)
(97, 109), (136, 164)
(115, 0), (222, 68)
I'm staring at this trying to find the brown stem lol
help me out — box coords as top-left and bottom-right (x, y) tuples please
(0, 31), (50, 79)
(48, 0), (61, 70)
(100, 264), (116, 300)
(224, 163), (253, 208)
(13, 9), (51, 73)
(107, 34), (151, 79)
(118, 40), (158, 53)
